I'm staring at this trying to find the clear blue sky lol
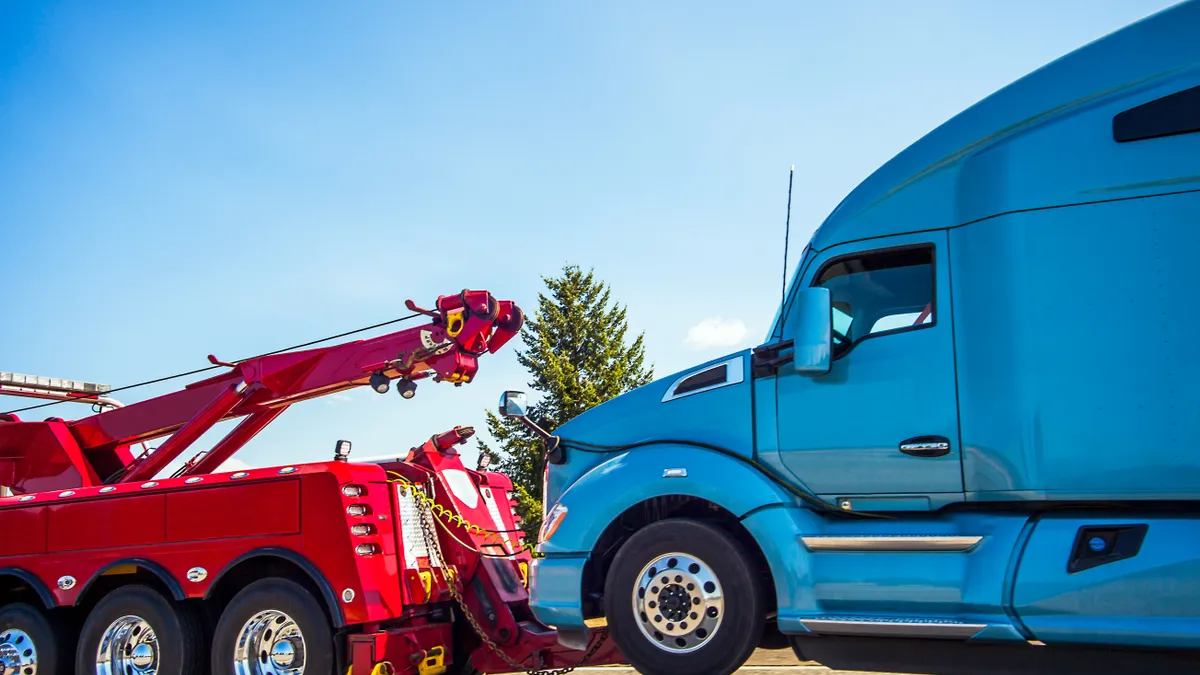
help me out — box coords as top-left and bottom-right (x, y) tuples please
(1, 0), (1180, 474)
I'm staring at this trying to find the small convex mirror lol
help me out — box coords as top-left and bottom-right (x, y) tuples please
(499, 390), (528, 418)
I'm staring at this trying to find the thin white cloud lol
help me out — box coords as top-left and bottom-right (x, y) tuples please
(684, 317), (749, 351)
(217, 458), (252, 472)
(327, 393), (353, 405)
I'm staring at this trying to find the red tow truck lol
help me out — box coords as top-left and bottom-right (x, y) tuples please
(0, 289), (622, 675)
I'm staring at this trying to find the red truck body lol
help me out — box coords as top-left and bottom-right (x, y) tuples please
(0, 290), (621, 675)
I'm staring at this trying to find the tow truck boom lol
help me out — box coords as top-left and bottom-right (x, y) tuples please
(0, 289), (523, 494)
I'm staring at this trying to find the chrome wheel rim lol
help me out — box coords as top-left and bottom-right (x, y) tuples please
(234, 610), (306, 675)
(96, 615), (158, 675)
(0, 628), (37, 675)
(632, 552), (724, 654)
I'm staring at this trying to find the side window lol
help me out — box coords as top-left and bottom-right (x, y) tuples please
(812, 245), (934, 357)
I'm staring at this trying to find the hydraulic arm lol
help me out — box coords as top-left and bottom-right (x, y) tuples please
(0, 289), (523, 494)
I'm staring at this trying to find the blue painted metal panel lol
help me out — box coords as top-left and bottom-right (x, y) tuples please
(527, 554), (589, 630)
(739, 505), (822, 634)
(545, 350), (757, 511)
(770, 230), (964, 498)
(953, 190), (1200, 499)
(538, 445), (796, 556)
(803, 513), (1026, 628)
(1013, 515), (1200, 648)
(737, 506), (1031, 638)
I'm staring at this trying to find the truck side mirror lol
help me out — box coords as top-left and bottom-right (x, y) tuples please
(792, 287), (833, 376)
(499, 390), (528, 418)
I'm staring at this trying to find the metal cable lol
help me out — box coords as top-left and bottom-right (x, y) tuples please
(3, 313), (421, 415)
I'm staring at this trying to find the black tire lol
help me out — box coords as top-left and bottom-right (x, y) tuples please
(210, 577), (334, 675)
(603, 518), (765, 675)
(75, 584), (204, 675)
(1, 602), (65, 675)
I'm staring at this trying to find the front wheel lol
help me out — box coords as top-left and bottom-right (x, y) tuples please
(602, 518), (765, 675)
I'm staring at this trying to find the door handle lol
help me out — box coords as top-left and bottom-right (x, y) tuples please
(899, 436), (951, 457)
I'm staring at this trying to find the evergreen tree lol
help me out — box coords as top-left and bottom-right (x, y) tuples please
(476, 264), (653, 540)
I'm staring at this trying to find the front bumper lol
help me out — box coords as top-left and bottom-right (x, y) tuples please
(528, 553), (589, 632)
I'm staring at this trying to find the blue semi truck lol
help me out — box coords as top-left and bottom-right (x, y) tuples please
(504, 2), (1200, 674)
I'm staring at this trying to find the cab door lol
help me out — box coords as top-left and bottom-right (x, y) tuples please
(772, 232), (963, 502)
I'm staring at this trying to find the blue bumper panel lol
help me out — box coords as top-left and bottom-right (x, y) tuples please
(528, 554), (589, 631)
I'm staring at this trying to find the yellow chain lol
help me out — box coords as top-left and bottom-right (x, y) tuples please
(401, 472), (608, 675)
(386, 471), (544, 559)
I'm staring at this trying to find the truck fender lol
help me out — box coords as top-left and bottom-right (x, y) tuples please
(541, 445), (797, 555)
(0, 566), (58, 609)
(76, 558), (187, 605)
(204, 547), (345, 627)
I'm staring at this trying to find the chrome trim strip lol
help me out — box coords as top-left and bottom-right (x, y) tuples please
(900, 441), (950, 453)
(661, 355), (745, 403)
(801, 618), (986, 639)
(800, 535), (983, 552)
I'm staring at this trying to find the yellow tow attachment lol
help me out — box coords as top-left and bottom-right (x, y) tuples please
(418, 646), (447, 675)
(445, 310), (465, 337)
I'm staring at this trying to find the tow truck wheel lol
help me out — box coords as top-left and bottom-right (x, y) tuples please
(1, 602), (64, 675)
(211, 577), (334, 675)
(603, 518), (764, 675)
(75, 584), (204, 675)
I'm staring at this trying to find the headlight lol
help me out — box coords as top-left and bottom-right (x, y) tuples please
(540, 503), (568, 542)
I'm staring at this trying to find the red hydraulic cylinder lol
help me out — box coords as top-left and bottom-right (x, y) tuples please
(120, 381), (248, 483)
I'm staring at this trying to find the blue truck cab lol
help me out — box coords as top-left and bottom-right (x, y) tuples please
(511, 3), (1200, 674)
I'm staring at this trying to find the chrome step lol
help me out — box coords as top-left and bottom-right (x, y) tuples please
(800, 535), (982, 552)
(800, 616), (987, 639)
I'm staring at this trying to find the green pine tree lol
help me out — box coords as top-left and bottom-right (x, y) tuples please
(476, 264), (654, 541)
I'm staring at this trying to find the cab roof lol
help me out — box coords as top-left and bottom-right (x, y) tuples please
(809, 0), (1200, 252)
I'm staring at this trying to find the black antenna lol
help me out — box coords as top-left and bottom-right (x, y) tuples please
(781, 164), (795, 309)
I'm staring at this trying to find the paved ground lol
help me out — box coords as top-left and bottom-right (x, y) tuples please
(500, 649), (906, 674)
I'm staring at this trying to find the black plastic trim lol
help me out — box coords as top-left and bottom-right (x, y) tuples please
(0, 567), (58, 608)
(673, 364), (728, 396)
(1114, 84), (1200, 143)
(76, 557), (186, 604)
(751, 339), (795, 378)
(1067, 524), (1149, 574)
(204, 547), (346, 627)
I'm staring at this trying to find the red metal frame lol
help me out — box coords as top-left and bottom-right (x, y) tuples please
(0, 290), (524, 494)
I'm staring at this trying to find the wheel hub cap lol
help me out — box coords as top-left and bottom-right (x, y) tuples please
(234, 610), (306, 675)
(270, 641), (296, 668)
(96, 615), (158, 675)
(632, 552), (724, 654)
(0, 629), (37, 675)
